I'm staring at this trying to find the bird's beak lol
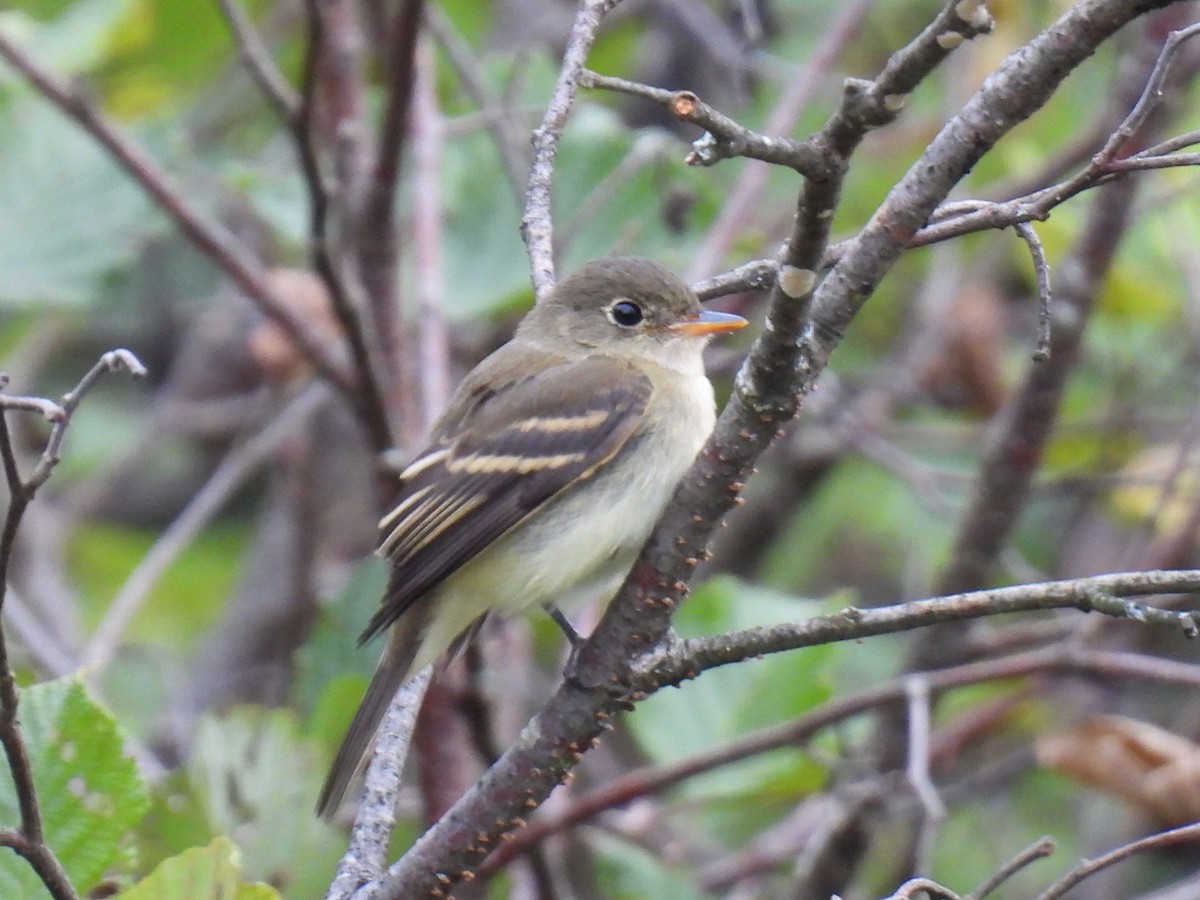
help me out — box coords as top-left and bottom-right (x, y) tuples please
(668, 309), (748, 337)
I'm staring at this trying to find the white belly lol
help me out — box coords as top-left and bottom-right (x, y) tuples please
(410, 368), (715, 671)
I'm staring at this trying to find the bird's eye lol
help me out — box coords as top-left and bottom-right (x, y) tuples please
(609, 300), (644, 327)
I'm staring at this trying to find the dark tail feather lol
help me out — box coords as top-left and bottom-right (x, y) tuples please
(316, 613), (424, 818)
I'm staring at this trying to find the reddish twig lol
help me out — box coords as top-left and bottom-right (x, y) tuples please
(296, 0), (394, 455)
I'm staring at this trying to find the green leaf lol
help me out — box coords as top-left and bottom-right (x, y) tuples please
(760, 457), (957, 594)
(294, 554), (388, 723)
(0, 100), (160, 306)
(100, 0), (251, 118)
(117, 836), (280, 900)
(626, 577), (832, 813)
(591, 831), (709, 900)
(0, 0), (136, 80)
(186, 708), (344, 895)
(0, 678), (150, 898)
(439, 128), (531, 319)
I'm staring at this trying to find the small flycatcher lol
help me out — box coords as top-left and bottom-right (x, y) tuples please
(317, 256), (747, 816)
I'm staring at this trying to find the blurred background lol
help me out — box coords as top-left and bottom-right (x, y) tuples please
(3, 0), (1200, 897)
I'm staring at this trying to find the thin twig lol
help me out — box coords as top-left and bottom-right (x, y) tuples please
(906, 675), (945, 874)
(927, 201), (1055, 359)
(966, 836), (1056, 900)
(688, 0), (878, 280)
(0, 33), (351, 397)
(671, 571), (1200, 678)
(358, 0), (425, 445)
(1092, 21), (1200, 165)
(1013, 221), (1053, 359)
(578, 70), (829, 174)
(213, 0), (301, 122)
(480, 644), (1200, 874)
(296, 0), (394, 455)
(691, 257), (778, 301)
(1035, 822), (1200, 900)
(80, 384), (332, 674)
(520, 0), (621, 299)
(915, 22), (1200, 252)
(1133, 126), (1200, 158)
(0, 353), (146, 900)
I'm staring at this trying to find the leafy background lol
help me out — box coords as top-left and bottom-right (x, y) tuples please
(2, 0), (1200, 898)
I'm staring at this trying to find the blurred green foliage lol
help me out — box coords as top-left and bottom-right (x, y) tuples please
(2, 0), (1200, 897)
(0, 679), (149, 898)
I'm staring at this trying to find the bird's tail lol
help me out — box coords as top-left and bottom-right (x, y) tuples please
(316, 612), (425, 818)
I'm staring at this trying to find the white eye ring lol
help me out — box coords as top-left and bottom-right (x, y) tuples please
(607, 299), (644, 327)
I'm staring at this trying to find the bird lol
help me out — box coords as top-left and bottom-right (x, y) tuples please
(317, 256), (747, 817)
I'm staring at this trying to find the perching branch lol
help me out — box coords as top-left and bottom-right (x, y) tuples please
(380, 0), (1141, 892)
(341, 0), (1195, 896)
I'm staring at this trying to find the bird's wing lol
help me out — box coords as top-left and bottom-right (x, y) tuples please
(361, 354), (652, 643)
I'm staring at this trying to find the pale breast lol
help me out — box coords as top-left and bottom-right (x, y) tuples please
(411, 365), (716, 668)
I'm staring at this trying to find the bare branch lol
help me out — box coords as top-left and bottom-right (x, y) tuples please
(913, 22), (1200, 250)
(355, 0), (425, 439)
(1035, 822), (1200, 900)
(296, 0), (394, 454)
(213, 0), (301, 122)
(1094, 21), (1200, 163)
(669, 570), (1200, 678)
(691, 257), (778, 301)
(0, 352), (147, 900)
(689, 0), (878, 280)
(1013, 221), (1053, 360)
(377, 2), (1176, 894)
(966, 836), (1056, 900)
(481, 645), (1200, 876)
(520, 0), (621, 299)
(578, 71), (830, 175)
(0, 828), (76, 900)
(905, 675), (945, 874)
